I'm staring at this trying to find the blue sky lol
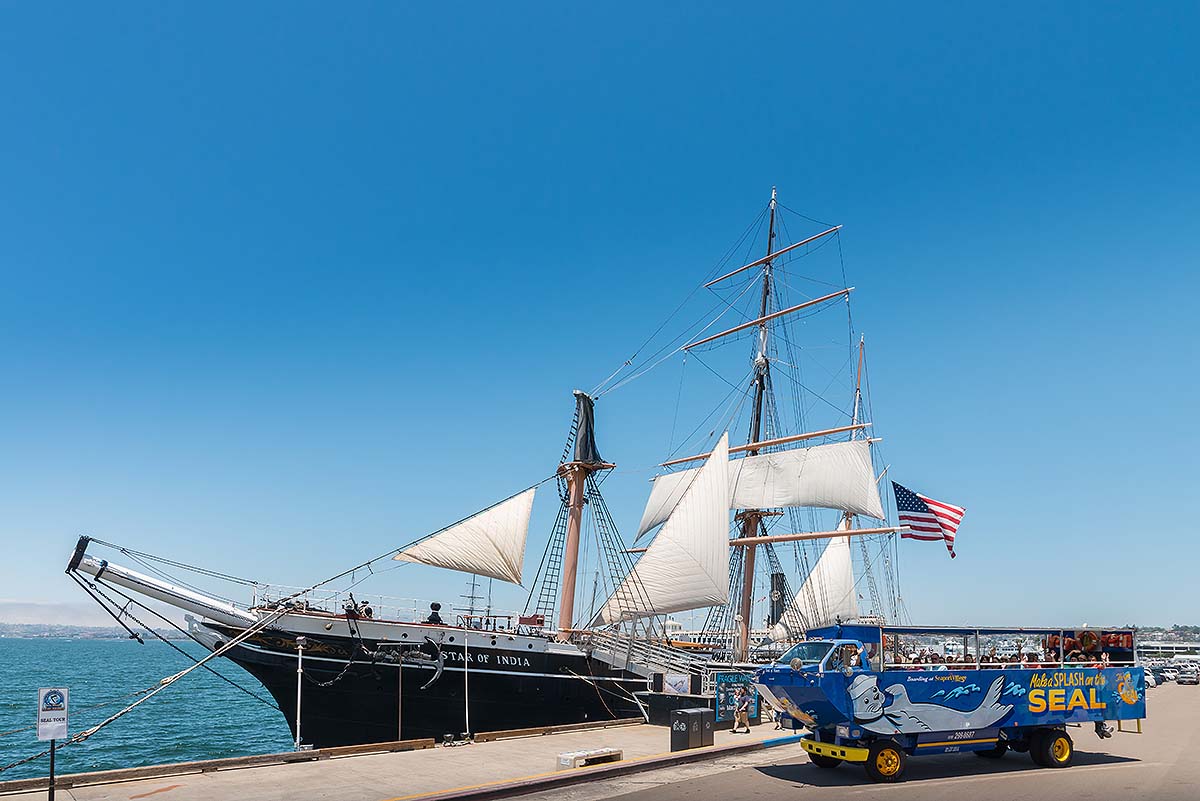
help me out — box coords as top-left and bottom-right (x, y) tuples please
(1, 4), (1196, 628)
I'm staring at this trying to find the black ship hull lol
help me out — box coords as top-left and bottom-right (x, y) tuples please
(208, 623), (648, 748)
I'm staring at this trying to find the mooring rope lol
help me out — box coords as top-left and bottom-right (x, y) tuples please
(0, 603), (291, 774)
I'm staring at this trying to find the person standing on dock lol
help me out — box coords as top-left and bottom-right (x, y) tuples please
(733, 687), (751, 733)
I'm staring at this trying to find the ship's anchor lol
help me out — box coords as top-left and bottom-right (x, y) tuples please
(380, 636), (443, 689)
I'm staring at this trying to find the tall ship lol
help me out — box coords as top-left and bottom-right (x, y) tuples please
(63, 189), (911, 748)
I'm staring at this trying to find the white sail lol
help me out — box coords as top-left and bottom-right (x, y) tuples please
(594, 433), (731, 624)
(636, 438), (883, 539)
(393, 488), (536, 585)
(770, 519), (859, 641)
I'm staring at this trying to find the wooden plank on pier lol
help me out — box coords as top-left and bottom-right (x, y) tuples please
(474, 717), (643, 743)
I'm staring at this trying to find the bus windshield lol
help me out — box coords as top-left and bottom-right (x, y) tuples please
(779, 641), (833, 665)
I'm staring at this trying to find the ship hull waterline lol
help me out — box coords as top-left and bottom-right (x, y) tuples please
(203, 623), (648, 748)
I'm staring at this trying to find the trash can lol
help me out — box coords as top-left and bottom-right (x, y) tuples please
(670, 707), (711, 752)
(696, 706), (715, 747)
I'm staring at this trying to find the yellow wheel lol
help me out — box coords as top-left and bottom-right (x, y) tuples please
(1050, 734), (1072, 764)
(1032, 729), (1074, 768)
(864, 740), (907, 782)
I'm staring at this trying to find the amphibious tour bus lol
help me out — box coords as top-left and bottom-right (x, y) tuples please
(754, 624), (1146, 782)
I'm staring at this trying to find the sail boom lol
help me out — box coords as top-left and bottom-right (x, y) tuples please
(661, 423), (871, 467)
(683, 288), (853, 351)
(703, 225), (842, 287)
(729, 526), (907, 546)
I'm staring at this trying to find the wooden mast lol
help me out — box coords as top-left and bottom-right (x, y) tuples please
(846, 335), (866, 532)
(735, 187), (777, 661)
(556, 461), (589, 637)
(556, 391), (614, 640)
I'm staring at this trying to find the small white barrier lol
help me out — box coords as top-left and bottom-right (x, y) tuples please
(556, 747), (623, 770)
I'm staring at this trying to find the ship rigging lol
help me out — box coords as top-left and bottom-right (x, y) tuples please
(51, 188), (913, 753)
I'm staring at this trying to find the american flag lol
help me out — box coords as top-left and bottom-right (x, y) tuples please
(892, 481), (966, 558)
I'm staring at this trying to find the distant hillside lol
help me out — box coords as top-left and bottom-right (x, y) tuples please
(0, 599), (188, 633)
(0, 622), (187, 640)
(1137, 625), (1200, 641)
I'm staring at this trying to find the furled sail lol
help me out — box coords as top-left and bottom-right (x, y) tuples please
(393, 488), (536, 585)
(770, 518), (859, 641)
(594, 433), (731, 624)
(636, 438), (883, 539)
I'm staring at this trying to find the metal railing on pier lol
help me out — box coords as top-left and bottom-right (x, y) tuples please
(575, 629), (710, 678)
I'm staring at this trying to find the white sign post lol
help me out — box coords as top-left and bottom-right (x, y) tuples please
(37, 688), (68, 741)
(37, 688), (68, 801)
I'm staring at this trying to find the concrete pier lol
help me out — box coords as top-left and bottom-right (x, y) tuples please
(6, 685), (1193, 801)
(538, 683), (1199, 801)
(0, 720), (796, 801)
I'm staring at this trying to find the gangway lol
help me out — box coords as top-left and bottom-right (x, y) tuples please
(577, 629), (709, 678)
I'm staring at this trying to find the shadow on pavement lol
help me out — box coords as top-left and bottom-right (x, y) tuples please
(756, 749), (1139, 786)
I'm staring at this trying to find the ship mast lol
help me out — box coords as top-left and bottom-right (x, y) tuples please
(851, 335), (887, 619)
(556, 390), (614, 638)
(734, 187), (777, 661)
(557, 461), (595, 636)
(842, 335), (865, 536)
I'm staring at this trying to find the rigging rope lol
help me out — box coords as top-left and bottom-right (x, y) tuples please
(1, 603), (291, 774)
(22, 477), (559, 774)
(589, 206), (768, 397)
(778, 202), (837, 229)
(86, 539), (261, 587)
(0, 687), (157, 739)
(599, 275), (761, 396)
(77, 573), (279, 709)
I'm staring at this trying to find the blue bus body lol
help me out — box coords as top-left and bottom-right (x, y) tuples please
(753, 624), (1146, 781)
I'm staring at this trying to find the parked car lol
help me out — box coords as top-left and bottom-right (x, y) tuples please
(1178, 670), (1199, 686)
(1144, 669), (1158, 688)
(1162, 668), (1179, 682)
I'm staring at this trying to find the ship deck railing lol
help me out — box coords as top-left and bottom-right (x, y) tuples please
(253, 587), (527, 632)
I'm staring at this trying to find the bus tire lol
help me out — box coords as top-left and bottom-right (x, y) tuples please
(1032, 729), (1073, 768)
(864, 740), (907, 783)
(1029, 730), (1050, 766)
(974, 742), (1007, 759)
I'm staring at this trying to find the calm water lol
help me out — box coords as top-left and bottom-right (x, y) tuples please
(0, 639), (292, 781)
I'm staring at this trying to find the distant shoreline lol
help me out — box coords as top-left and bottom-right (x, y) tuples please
(0, 623), (188, 640)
